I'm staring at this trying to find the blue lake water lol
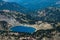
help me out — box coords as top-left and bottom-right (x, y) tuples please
(10, 26), (36, 33)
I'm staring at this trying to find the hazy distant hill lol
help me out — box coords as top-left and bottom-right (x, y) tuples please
(0, 0), (29, 14)
(3, 0), (60, 10)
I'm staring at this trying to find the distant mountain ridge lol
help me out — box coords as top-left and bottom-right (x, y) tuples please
(3, 0), (60, 10)
(0, 0), (60, 15)
(0, 0), (30, 14)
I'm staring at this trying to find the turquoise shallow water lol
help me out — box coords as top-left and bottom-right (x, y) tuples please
(10, 26), (36, 33)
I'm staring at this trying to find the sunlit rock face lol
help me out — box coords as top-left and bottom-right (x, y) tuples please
(30, 22), (53, 30)
(0, 10), (20, 26)
(0, 14), (16, 25)
(38, 22), (53, 30)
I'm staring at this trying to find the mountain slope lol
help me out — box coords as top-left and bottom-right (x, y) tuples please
(0, 7), (60, 30)
(37, 7), (60, 23)
(0, 7), (60, 24)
